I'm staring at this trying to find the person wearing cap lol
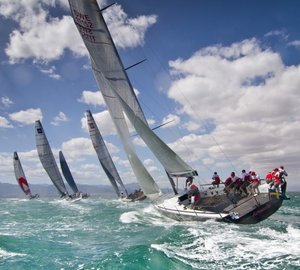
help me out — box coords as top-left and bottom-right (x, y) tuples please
(240, 169), (251, 196)
(273, 168), (281, 192)
(211, 172), (221, 188)
(186, 177), (201, 208)
(230, 171), (242, 194)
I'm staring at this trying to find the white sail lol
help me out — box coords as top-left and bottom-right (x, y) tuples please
(69, 0), (161, 198)
(13, 152), (32, 197)
(100, 72), (197, 177)
(86, 109), (126, 197)
(35, 120), (69, 197)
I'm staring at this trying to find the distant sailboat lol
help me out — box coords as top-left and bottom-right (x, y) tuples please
(13, 152), (39, 199)
(35, 120), (70, 199)
(59, 150), (89, 199)
(69, 0), (285, 223)
(86, 110), (145, 201)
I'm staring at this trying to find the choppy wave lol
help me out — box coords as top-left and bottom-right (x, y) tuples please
(0, 194), (299, 269)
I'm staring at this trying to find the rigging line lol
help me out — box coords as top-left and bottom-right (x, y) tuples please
(133, 44), (198, 162)
(142, 44), (215, 173)
(144, 43), (236, 173)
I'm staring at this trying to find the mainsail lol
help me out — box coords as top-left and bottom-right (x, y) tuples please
(35, 120), (69, 197)
(86, 110), (127, 197)
(68, 0), (197, 178)
(69, 0), (161, 198)
(13, 152), (33, 197)
(59, 150), (79, 194)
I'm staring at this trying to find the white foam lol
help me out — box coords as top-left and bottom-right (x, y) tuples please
(119, 205), (178, 228)
(151, 222), (300, 269)
(119, 211), (141, 224)
(0, 248), (26, 259)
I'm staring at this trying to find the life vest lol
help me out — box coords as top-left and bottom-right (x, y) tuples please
(189, 184), (200, 201)
(224, 177), (232, 185)
(265, 172), (272, 179)
(252, 177), (259, 184)
(212, 175), (221, 184)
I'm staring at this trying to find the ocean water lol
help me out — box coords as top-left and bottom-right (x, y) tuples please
(0, 193), (299, 270)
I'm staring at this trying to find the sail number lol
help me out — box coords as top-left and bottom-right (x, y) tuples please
(73, 9), (96, 43)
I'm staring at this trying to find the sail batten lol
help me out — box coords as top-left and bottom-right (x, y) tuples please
(35, 120), (68, 197)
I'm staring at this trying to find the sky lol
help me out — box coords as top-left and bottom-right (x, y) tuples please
(1, 0), (300, 192)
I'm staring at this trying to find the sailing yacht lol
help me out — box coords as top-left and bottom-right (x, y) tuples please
(86, 110), (146, 202)
(13, 152), (39, 199)
(35, 120), (70, 200)
(59, 150), (89, 199)
(68, 0), (285, 223)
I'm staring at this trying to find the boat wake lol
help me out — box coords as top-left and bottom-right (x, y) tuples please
(120, 205), (178, 228)
(150, 223), (300, 269)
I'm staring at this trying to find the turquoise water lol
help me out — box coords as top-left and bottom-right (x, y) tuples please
(0, 193), (299, 270)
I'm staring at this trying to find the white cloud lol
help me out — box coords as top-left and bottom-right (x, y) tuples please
(161, 113), (180, 128)
(0, 116), (13, 128)
(1, 96), (13, 108)
(39, 65), (61, 80)
(142, 159), (160, 173)
(288, 40), (300, 49)
(132, 136), (146, 147)
(61, 137), (94, 160)
(104, 4), (157, 49)
(183, 121), (201, 131)
(264, 30), (288, 40)
(61, 136), (119, 161)
(165, 38), (300, 186)
(78, 90), (105, 106)
(51, 111), (69, 126)
(81, 110), (117, 136)
(1, 1), (157, 64)
(9, 108), (43, 125)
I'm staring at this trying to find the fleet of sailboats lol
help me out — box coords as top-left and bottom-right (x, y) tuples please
(68, 0), (286, 223)
(7, 1), (287, 225)
(13, 152), (39, 199)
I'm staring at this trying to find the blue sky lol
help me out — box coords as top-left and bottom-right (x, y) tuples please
(1, 0), (300, 192)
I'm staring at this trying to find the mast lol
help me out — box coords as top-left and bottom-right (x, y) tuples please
(69, 0), (161, 198)
(35, 120), (69, 197)
(59, 151), (79, 194)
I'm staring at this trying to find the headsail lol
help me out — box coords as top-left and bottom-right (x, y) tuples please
(13, 152), (32, 197)
(59, 151), (79, 194)
(35, 120), (69, 197)
(100, 72), (198, 178)
(69, 0), (161, 198)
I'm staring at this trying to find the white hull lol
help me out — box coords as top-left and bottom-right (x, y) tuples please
(154, 196), (228, 222)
